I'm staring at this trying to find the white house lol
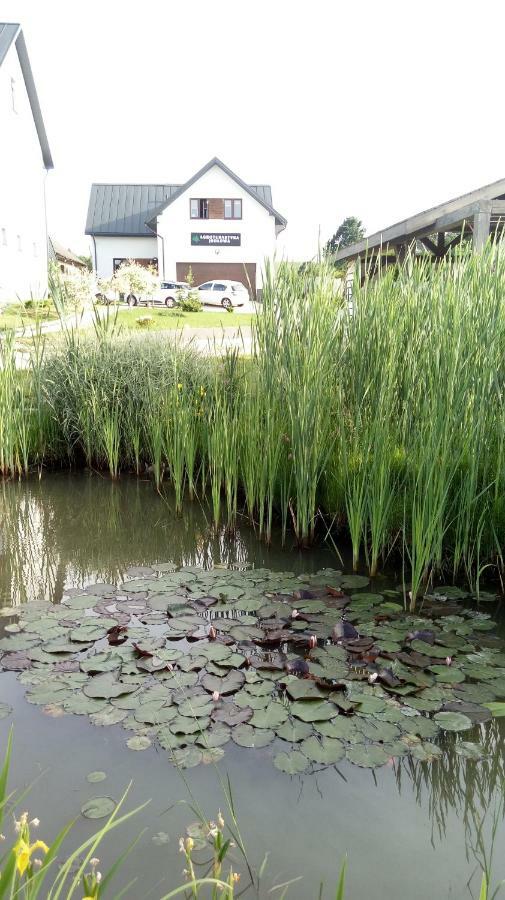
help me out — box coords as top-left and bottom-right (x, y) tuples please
(0, 23), (53, 302)
(85, 158), (287, 295)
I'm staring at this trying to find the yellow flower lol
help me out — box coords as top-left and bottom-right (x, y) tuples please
(14, 837), (49, 875)
(177, 383), (183, 391)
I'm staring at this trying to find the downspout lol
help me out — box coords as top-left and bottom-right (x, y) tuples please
(91, 235), (98, 273)
(43, 168), (50, 296)
(145, 221), (165, 279)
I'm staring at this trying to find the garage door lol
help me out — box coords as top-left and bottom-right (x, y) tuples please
(176, 263), (256, 296)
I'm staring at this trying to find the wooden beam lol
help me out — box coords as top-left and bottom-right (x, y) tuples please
(420, 237), (438, 255)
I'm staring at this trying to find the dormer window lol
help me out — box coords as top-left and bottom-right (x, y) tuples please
(190, 199), (209, 219)
(224, 199), (242, 220)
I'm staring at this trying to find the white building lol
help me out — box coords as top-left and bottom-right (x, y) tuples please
(0, 23), (53, 302)
(85, 158), (287, 295)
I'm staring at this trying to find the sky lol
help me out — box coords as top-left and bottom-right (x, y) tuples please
(3, 0), (505, 259)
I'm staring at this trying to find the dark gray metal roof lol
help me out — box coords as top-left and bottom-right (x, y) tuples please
(85, 183), (180, 236)
(85, 159), (286, 236)
(0, 23), (53, 169)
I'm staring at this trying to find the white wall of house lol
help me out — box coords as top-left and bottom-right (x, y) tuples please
(157, 165), (278, 288)
(0, 42), (48, 303)
(92, 235), (158, 278)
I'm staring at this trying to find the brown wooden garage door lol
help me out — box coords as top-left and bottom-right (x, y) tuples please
(176, 262), (256, 295)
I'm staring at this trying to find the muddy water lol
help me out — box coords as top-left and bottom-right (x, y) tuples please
(0, 474), (504, 899)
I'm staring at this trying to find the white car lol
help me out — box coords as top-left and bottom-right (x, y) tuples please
(126, 281), (190, 308)
(196, 280), (249, 308)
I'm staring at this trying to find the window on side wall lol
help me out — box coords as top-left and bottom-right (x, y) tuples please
(190, 199), (209, 219)
(224, 199), (242, 219)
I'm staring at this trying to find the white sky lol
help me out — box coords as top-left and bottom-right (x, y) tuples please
(3, 0), (505, 258)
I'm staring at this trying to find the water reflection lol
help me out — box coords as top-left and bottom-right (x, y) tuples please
(394, 721), (505, 850)
(0, 474), (335, 607)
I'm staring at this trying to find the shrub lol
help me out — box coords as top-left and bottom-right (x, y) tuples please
(180, 292), (203, 312)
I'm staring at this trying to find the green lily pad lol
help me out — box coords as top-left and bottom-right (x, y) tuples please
(433, 711), (473, 732)
(483, 702), (505, 717)
(90, 706), (128, 727)
(177, 696), (214, 718)
(273, 750), (308, 774)
(300, 736), (345, 764)
(195, 724), (231, 748)
(232, 724), (275, 748)
(212, 703), (253, 727)
(86, 771), (107, 783)
(0, 703), (12, 720)
(346, 744), (390, 768)
(127, 735), (152, 751)
(276, 720), (313, 742)
(84, 673), (138, 699)
(291, 700), (339, 723)
(285, 680), (328, 701)
(81, 796), (116, 819)
(169, 746), (203, 768)
(250, 704), (289, 729)
(201, 670), (245, 695)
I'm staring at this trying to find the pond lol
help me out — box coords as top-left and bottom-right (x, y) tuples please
(0, 474), (504, 899)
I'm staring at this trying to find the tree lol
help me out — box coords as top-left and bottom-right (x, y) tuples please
(324, 216), (365, 257)
(112, 260), (158, 300)
(78, 255), (93, 271)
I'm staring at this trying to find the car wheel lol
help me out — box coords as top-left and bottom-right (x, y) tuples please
(221, 297), (232, 309)
(127, 294), (137, 307)
(165, 296), (175, 308)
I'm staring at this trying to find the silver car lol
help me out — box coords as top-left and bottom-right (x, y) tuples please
(126, 281), (190, 308)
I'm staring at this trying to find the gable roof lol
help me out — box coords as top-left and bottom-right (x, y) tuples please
(335, 176), (505, 262)
(146, 158), (287, 230)
(85, 158), (286, 236)
(0, 23), (53, 169)
(48, 237), (87, 267)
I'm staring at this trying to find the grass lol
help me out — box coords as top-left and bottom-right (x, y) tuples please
(0, 301), (58, 332)
(115, 308), (254, 331)
(3, 246), (505, 607)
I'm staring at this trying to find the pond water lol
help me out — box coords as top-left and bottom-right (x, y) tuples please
(0, 474), (504, 899)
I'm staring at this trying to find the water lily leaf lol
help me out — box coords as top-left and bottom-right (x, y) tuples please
(234, 690), (270, 709)
(201, 746), (225, 764)
(127, 735), (152, 751)
(300, 736), (345, 764)
(273, 750), (308, 774)
(410, 741), (443, 762)
(433, 711), (473, 731)
(201, 670), (245, 695)
(83, 673), (138, 699)
(169, 746), (203, 768)
(195, 724), (231, 748)
(170, 715), (210, 735)
(63, 695), (108, 715)
(90, 705), (128, 727)
(405, 716), (440, 739)
(285, 680), (328, 701)
(81, 797), (116, 819)
(290, 699), (339, 722)
(441, 701), (491, 724)
(81, 653), (124, 674)
(86, 771), (107, 783)
(354, 696), (387, 714)
(134, 703), (176, 725)
(341, 576), (370, 589)
(212, 703), (253, 727)
(276, 720), (313, 742)
(64, 594), (94, 610)
(177, 696), (214, 718)
(429, 665), (465, 684)
(0, 634), (39, 651)
(250, 704), (289, 728)
(346, 744), (389, 768)
(232, 724), (275, 748)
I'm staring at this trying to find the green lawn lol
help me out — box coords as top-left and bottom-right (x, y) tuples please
(115, 308), (254, 331)
(0, 302), (58, 332)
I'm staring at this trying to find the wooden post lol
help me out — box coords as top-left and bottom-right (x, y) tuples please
(473, 206), (491, 252)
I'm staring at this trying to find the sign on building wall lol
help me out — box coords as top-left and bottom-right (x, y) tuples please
(191, 233), (241, 247)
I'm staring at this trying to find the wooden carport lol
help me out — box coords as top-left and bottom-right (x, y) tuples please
(334, 177), (505, 270)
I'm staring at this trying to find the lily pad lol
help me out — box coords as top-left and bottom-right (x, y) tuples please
(81, 796), (116, 819)
(232, 724), (275, 748)
(433, 711), (473, 732)
(346, 744), (389, 768)
(86, 771), (107, 783)
(201, 670), (245, 695)
(84, 673), (138, 699)
(291, 700), (339, 723)
(127, 735), (152, 751)
(273, 750), (308, 774)
(300, 736), (345, 764)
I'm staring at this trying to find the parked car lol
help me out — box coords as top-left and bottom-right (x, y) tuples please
(126, 281), (190, 308)
(196, 280), (249, 308)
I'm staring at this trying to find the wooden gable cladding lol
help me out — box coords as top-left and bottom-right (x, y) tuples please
(208, 198), (225, 219)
